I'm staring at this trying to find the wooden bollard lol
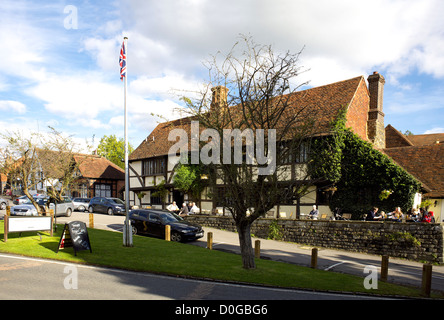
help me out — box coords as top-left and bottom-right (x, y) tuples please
(311, 248), (318, 269)
(165, 225), (171, 241)
(380, 255), (389, 281)
(254, 240), (261, 259)
(89, 213), (94, 229)
(207, 232), (213, 250)
(49, 209), (54, 237)
(422, 264), (433, 297)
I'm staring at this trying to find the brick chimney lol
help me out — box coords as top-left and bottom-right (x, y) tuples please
(210, 86), (229, 116)
(367, 72), (386, 149)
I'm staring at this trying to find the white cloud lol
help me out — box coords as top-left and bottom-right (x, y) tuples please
(2, 0), (444, 149)
(119, 0), (444, 85)
(424, 128), (444, 134)
(27, 72), (121, 119)
(0, 101), (27, 114)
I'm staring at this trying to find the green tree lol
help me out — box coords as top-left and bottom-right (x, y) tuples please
(173, 163), (205, 200)
(97, 135), (133, 169)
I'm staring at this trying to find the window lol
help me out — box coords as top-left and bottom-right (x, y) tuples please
(278, 141), (309, 164)
(150, 195), (162, 205)
(142, 157), (166, 176)
(95, 184), (111, 197)
(294, 142), (308, 163)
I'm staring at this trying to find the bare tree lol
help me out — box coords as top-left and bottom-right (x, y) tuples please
(0, 131), (45, 214)
(0, 127), (87, 215)
(181, 36), (331, 269)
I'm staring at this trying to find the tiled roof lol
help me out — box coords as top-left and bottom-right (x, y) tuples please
(130, 76), (368, 161)
(74, 154), (125, 180)
(408, 133), (444, 146)
(384, 144), (444, 197)
(385, 124), (413, 148)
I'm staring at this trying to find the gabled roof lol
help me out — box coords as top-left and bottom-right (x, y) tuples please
(384, 143), (444, 198)
(74, 154), (125, 180)
(385, 124), (414, 148)
(130, 76), (368, 161)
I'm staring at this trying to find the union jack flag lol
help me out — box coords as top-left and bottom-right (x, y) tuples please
(119, 41), (126, 80)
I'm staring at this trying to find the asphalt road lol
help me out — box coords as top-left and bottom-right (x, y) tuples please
(0, 253), (383, 301)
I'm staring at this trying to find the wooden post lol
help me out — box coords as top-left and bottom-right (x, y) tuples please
(165, 225), (171, 241)
(6, 205), (10, 216)
(311, 248), (318, 269)
(49, 209), (54, 237)
(380, 255), (389, 281)
(89, 213), (94, 229)
(422, 264), (433, 297)
(254, 240), (261, 259)
(4, 214), (8, 242)
(207, 232), (213, 250)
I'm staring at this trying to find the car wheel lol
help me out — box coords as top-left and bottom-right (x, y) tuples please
(0, 202), (6, 210)
(107, 208), (114, 215)
(131, 225), (138, 235)
(88, 206), (94, 213)
(171, 232), (182, 242)
(78, 205), (86, 212)
(65, 208), (72, 217)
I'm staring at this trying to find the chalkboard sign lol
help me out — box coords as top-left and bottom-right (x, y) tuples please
(57, 221), (92, 255)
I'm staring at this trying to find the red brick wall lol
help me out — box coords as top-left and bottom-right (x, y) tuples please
(346, 78), (370, 141)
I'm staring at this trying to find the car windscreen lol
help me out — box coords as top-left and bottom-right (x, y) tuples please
(109, 198), (124, 205)
(159, 212), (180, 223)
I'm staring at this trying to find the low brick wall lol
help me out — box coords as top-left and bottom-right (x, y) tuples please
(185, 215), (444, 264)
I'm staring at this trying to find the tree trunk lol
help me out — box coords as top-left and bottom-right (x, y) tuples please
(236, 221), (256, 269)
(23, 187), (42, 216)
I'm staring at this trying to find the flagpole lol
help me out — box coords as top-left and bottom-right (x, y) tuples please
(122, 36), (133, 247)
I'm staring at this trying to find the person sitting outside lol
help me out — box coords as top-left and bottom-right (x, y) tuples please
(366, 207), (382, 221)
(422, 211), (435, 223)
(166, 201), (179, 213)
(179, 203), (189, 217)
(308, 205), (319, 220)
(189, 202), (200, 214)
(388, 207), (403, 222)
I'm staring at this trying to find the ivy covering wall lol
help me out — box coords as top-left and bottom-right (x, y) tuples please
(312, 111), (421, 218)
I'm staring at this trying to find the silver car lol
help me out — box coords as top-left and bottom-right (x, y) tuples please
(11, 197), (74, 217)
(10, 200), (39, 216)
(72, 197), (91, 212)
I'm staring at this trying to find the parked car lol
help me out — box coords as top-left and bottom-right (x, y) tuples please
(0, 197), (9, 210)
(13, 194), (46, 205)
(40, 196), (74, 217)
(10, 200), (39, 216)
(10, 196), (74, 217)
(88, 197), (126, 215)
(72, 197), (91, 212)
(129, 209), (204, 242)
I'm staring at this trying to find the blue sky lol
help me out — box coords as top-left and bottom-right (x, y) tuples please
(1, 0), (443, 152)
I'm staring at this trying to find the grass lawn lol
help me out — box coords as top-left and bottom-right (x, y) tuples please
(0, 221), (438, 298)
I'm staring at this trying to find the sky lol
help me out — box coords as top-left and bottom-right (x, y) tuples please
(1, 0), (443, 153)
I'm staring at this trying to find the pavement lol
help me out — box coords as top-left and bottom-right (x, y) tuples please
(3, 210), (444, 294)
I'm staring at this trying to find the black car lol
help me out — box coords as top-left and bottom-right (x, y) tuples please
(88, 197), (126, 215)
(129, 209), (204, 242)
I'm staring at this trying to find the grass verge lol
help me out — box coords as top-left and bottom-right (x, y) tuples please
(0, 221), (438, 298)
